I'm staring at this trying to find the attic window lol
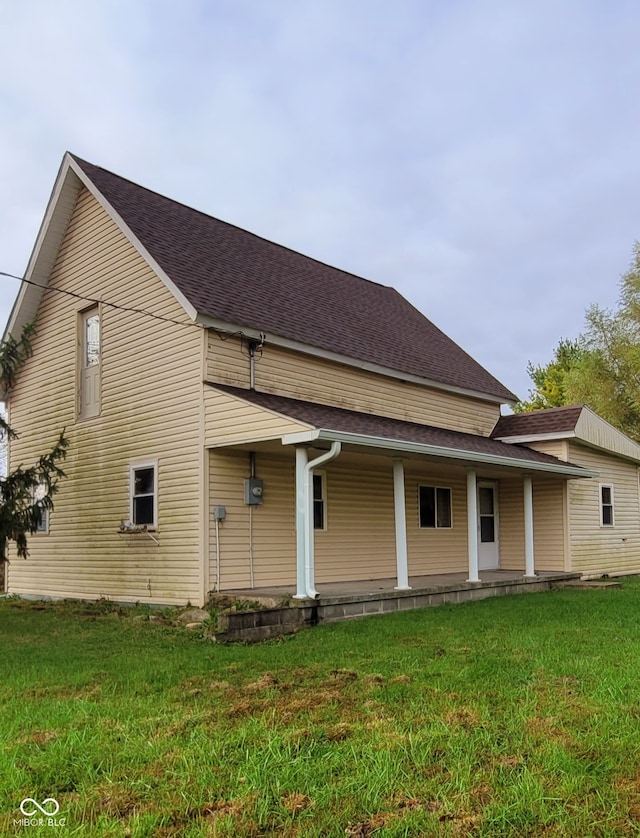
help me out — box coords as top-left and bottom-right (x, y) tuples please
(600, 484), (614, 527)
(33, 483), (49, 534)
(79, 307), (100, 419)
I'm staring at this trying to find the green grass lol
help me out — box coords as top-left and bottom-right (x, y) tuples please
(2, 583), (640, 836)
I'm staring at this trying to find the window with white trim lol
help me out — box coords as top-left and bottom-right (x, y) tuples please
(600, 484), (614, 527)
(313, 472), (326, 530)
(79, 307), (100, 419)
(419, 485), (452, 528)
(131, 463), (157, 528)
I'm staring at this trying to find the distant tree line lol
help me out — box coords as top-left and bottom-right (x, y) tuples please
(516, 242), (640, 442)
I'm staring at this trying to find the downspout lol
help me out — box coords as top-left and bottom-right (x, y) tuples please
(303, 441), (341, 598)
(248, 451), (256, 588)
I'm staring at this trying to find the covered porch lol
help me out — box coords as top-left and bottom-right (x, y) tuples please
(206, 385), (595, 598)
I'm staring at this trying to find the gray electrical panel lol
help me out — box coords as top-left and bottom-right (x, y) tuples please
(244, 478), (264, 505)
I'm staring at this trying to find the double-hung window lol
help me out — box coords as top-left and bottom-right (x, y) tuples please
(131, 463), (157, 528)
(600, 484), (614, 527)
(419, 485), (452, 528)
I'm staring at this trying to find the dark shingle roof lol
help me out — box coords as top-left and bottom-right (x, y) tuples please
(71, 155), (516, 402)
(492, 406), (584, 439)
(212, 384), (581, 471)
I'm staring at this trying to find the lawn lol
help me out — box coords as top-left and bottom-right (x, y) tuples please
(2, 582), (640, 836)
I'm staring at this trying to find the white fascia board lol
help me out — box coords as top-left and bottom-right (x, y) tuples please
(197, 314), (511, 405)
(281, 428), (597, 478)
(67, 157), (199, 323)
(493, 431), (576, 444)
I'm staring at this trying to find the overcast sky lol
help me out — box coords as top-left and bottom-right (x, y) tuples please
(1, 0), (639, 402)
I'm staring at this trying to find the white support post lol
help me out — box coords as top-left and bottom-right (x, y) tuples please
(393, 459), (411, 590)
(523, 475), (536, 578)
(294, 446), (308, 599)
(467, 469), (480, 582)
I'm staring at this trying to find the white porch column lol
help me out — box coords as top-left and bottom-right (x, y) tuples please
(393, 459), (411, 590)
(467, 469), (480, 582)
(294, 446), (309, 599)
(523, 475), (536, 578)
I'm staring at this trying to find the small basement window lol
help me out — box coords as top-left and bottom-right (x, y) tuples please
(600, 484), (614, 527)
(131, 463), (157, 528)
(419, 485), (452, 528)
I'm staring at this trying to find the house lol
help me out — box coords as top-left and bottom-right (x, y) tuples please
(2, 153), (635, 608)
(492, 405), (640, 579)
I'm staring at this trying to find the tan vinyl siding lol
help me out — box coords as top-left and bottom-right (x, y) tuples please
(523, 440), (567, 460)
(315, 454), (397, 582)
(7, 188), (203, 605)
(209, 449), (296, 591)
(531, 477), (566, 570)
(498, 477), (525, 570)
(204, 387), (311, 446)
(567, 442), (640, 576)
(206, 334), (500, 436)
(499, 476), (566, 572)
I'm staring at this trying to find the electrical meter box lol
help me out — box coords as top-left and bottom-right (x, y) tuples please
(244, 477), (264, 505)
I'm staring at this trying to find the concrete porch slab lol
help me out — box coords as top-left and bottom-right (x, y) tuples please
(223, 570), (578, 604)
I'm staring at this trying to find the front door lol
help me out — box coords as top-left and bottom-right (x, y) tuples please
(478, 481), (499, 570)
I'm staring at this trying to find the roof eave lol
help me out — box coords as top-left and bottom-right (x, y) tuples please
(281, 428), (596, 478)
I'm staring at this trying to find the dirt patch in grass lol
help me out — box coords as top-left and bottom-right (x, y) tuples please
(90, 783), (147, 820)
(281, 792), (312, 814)
(245, 672), (280, 691)
(346, 812), (394, 836)
(18, 728), (59, 746)
(525, 715), (573, 747)
(444, 707), (481, 730)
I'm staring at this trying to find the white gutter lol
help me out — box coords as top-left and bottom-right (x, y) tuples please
(303, 441), (341, 598)
(282, 429), (597, 478)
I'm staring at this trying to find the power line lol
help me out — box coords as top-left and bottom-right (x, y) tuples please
(0, 272), (242, 340)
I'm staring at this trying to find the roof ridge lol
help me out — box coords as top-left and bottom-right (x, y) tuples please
(504, 404), (584, 417)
